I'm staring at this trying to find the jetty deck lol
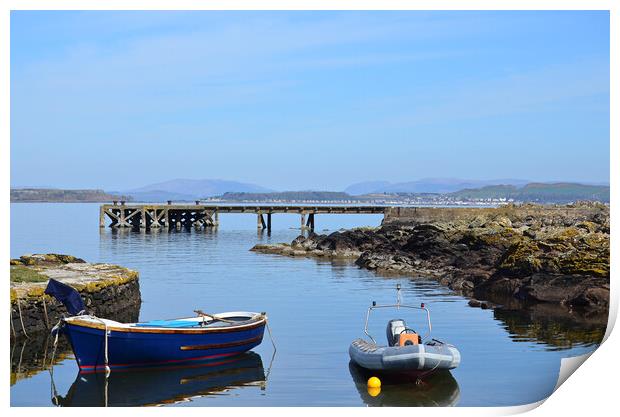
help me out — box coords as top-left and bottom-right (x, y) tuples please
(100, 202), (388, 231)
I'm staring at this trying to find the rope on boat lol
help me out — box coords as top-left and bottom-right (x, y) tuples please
(89, 315), (111, 376)
(16, 299), (29, 339)
(104, 374), (109, 407)
(416, 341), (447, 382)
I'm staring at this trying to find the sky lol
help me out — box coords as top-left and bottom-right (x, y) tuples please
(10, 11), (610, 191)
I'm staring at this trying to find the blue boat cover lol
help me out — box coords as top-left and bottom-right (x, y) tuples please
(134, 320), (200, 328)
(45, 278), (86, 316)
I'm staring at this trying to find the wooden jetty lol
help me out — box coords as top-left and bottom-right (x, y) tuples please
(99, 201), (387, 231)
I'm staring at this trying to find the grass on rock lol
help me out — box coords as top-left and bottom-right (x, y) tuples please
(10, 265), (48, 283)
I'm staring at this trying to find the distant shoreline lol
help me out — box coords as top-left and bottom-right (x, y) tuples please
(10, 188), (131, 203)
(10, 181), (610, 205)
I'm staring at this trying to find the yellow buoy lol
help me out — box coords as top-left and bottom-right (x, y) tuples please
(367, 376), (381, 388)
(367, 386), (381, 397)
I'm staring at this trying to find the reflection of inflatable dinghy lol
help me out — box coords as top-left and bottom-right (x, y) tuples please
(53, 352), (265, 406)
(349, 362), (460, 407)
(349, 285), (460, 378)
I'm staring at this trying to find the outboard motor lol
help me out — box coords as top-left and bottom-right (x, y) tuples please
(386, 319), (407, 346)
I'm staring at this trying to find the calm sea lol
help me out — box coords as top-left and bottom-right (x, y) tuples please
(10, 203), (606, 407)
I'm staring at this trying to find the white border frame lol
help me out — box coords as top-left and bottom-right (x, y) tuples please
(2, 2), (616, 416)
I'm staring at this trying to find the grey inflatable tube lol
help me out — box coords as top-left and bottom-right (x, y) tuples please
(349, 338), (461, 373)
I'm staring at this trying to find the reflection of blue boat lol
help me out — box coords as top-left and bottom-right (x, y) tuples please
(45, 279), (267, 372)
(53, 352), (266, 406)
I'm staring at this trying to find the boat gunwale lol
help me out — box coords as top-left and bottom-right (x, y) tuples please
(65, 315), (267, 334)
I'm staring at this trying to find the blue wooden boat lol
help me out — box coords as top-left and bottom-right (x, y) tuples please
(45, 278), (268, 372)
(61, 311), (267, 372)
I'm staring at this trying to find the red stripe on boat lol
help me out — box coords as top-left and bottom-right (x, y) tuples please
(78, 351), (239, 371)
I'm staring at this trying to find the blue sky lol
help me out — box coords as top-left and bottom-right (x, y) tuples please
(10, 11), (609, 190)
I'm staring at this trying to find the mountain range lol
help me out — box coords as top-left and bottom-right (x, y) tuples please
(11, 177), (610, 203)
(344, 178), (532, 195)
(121, 179), (273, 202)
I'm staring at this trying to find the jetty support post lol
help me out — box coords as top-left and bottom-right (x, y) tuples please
(300, 213), (307, 231)
(150, 208), (161, 228)
(267, 213), (272, 232)
(306, 213), (315, 231)
(140, 208), (146, 229)
(214, 211), (219, 227)
(257, 213), (266, 230)
(203, 209), (215, 228)
(99, 206), (105, 228)
(119, 204), (126, 228)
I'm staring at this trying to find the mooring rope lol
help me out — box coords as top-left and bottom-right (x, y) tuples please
(16, 299), (29, 339)
(10, 305), (16, 338)
(49, 367), (60, 406)
(49, 319), (63, 368)
(88, 315), (111, 376)
(265, 319), (277, 353)
(17, 340), (27, 375)
(417, 342), (447, 382)
(42, 297), (50, 329)
(104, 373), (109, 407)
(262, 318), (277, 390)
(49, 319), (63, 406)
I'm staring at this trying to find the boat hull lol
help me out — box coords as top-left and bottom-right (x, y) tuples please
(63, 318), (266, 371)
(349, 338), (460, 377)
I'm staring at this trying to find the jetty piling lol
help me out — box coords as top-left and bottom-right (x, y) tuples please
(100, 204), (386, 232)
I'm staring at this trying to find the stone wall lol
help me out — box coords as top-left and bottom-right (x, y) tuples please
(10, 254), (142, 340)
(10, 279), (141, 339)
(384, 203), (608, 226)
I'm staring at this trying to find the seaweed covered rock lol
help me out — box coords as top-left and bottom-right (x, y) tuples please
(252, 203), (609, 311)
(13, 253), (86, 266)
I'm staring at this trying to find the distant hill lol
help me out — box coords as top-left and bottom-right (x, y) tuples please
(450, 183), (610, 203)
(218, 191), (352, 202)
(122, 190), (199, 202)
(11, 188), (131, 203)
(344, 181), (392, 195)
(345, 178), (530, 195)
(125, 178), (272, 201)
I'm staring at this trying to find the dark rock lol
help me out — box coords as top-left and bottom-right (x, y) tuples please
(253, 203), (609, 312)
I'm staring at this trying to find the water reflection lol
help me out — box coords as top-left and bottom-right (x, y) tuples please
(52, 352), (266, 407)
(490, 301), (607, 350)
(348, 362), (460, 407)
(11, 299), (140, 386)
(11, 335), (71, 386)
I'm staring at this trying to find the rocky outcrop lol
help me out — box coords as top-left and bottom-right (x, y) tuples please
(252, 203), (609, 312)
(10, 254), (141, 339)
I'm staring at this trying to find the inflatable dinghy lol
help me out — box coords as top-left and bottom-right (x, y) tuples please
(349, 284), (461, 377)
